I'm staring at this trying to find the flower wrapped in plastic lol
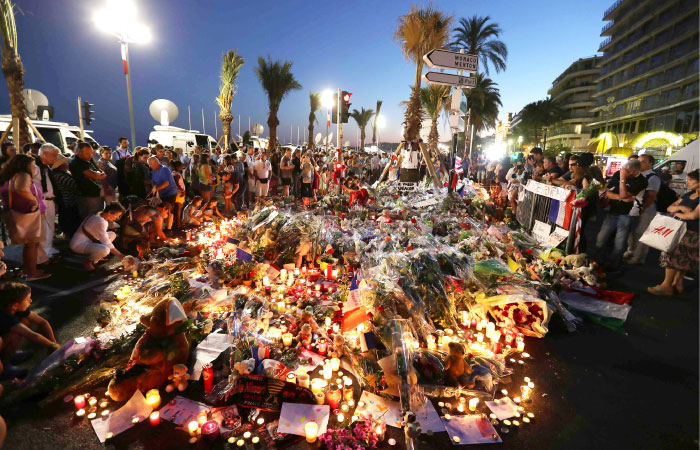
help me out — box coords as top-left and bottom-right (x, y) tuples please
(477, 294), (553, 338)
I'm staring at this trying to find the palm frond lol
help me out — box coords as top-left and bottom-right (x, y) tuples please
(255, 56), (302, 115)
(0, 0), (18, 51)
(451, 14), (507, 75)
(215, 50), (245, 114)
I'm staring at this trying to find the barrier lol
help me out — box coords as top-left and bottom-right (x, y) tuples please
(516, 180), (579, 253)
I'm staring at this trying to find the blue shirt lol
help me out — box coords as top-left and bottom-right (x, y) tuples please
(151, 165), (178, 197)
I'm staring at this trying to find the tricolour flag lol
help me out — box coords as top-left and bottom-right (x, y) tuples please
(345, 274), (361, 311)
(342, 274), (369, 332)
(454, 156), (464, 174)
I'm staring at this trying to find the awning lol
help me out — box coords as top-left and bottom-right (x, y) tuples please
(587, 133), (619, 153)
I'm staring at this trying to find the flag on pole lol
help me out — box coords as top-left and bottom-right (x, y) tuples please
(120, 44), (128, 75)
(454, 156), (464, 174)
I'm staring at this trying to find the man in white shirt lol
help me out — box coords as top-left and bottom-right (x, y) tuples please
(624, 154), (661, 264)
(254, 152), (272, 199)
(70, 203), (125, 271)
(245, 146), (257, 206)
(32, 144), (59, 264)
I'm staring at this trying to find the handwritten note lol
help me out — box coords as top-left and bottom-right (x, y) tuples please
(159, 396), (210, 427)
(355, 391), (402, 428)
(90, 390), (152, 443)
(278, 403), (330, 436)
(442, 414), (501, 445)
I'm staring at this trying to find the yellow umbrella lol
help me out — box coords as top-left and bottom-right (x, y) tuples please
(588, 132), (620, 153)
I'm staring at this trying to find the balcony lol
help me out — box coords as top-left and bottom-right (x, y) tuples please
(601, 21), (614, 36)
(603, 0), (626, 21)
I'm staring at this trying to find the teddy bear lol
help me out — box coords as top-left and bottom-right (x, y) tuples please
(233, 358), (256, 377)
(108, 297), (190, 401)
(330, 334), (345, 359)
(122, 255), (140, 273)
(165, 363), (191, 393)
(561, 253), (588, 269)
(296, 324), (312, 348)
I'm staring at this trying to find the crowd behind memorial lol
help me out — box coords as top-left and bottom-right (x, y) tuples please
(0, 136), (694, 447)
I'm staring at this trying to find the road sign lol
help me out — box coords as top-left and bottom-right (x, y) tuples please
(422, 72), (477, 88)
(423, 49), (478, 72)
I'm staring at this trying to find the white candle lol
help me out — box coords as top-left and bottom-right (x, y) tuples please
(298, 373), (310, 388)
(305, 422), (319, 443)
(323, 363), (333, 380)
(476, 333), (484, 343)
(282, 333), (293, 347)
(330, 358), (340, 372)
(517, 340), (525, 352)
(468, 398), (479, 412)
(286, 373), (297, 384)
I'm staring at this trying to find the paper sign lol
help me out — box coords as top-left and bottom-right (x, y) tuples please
(532, 220), (551, 244)
(159, 396), (210, 427)
(413, 198), (439, 208)
(229, 375), (315, 412)
(296, 348), (325, 373)
(441, 414), (501, 445)
(91, 390), (152, 443)
(545, 227), (569, 248)
(191, 332), (233, 380)
(278, 403), (330, 436)
(485, 396), (519, 420)
(377, 355), (399, 396)
(355, 391), (403, 428)
(414, 401), (445, 433)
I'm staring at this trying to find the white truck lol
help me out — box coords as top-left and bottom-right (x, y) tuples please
(0, 114), (81, 154)
(148, 125), (217, 152)
(653, 139), (699, 195)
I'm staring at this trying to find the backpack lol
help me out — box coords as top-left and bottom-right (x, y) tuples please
(646, 172), (678, 213)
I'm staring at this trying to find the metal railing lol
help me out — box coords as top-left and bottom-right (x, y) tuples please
(603, 0), (625, 20)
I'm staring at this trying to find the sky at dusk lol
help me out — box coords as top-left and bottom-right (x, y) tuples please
(3, 0), (612, 147)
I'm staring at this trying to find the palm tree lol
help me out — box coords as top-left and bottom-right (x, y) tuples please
(420, 84), (451, 152)
(451, 15), (508, 75)
(215, 50), (245, 150)
(394, 5), (453, 141)
(307, 92), (321, 150)
(0, 0), (28, 146)
(350, 107), (374, 150)
(519, 98), (563, 147)
(465, 73), (502, 134)
(255, 56), (302, 150)
(371, 100), (383, 145)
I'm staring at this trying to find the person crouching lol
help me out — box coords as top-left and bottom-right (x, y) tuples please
(70, 202), (126, 271)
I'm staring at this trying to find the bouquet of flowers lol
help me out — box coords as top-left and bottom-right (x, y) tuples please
(320, 416), (383, 450)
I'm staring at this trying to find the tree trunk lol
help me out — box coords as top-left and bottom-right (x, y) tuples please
(360, 127), (366, 151)
(371, 126), (376, 145)
(403, 63), (424, 141)
(267, 111), (279, 150)
(428, 118), (439, 152)
(1, 47), (29, 147)
(219, 112), (232, 150)
(308, 123), (314, 149)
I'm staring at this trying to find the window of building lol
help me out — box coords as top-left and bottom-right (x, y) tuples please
(638, 119), (648, 132)
(652, 116), (665, 131)
(647, 73), (661, 89)
(574, 124), (582, 134)
(687, 57), (699, 76)
(650, 52), (664, 67)
(691, 110), (699, 133)
(674, 112), (686, 133)
(666, 88), (681, 104)
(623, 122), (631, 133)
(683, 82), (697, 99)
(664, 65), (683, 84)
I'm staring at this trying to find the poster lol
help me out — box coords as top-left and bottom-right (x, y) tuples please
(355, 391), (402, 428)
(229, 375), (315, 411)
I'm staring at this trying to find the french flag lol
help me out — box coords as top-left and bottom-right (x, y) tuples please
(341, 274), (369, 332)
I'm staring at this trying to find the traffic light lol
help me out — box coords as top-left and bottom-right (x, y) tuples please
(341, 91), (352, 123)
(83, 101), (94, 125)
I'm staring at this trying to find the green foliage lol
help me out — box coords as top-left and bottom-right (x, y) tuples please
(451, 15), (508, 75)
(465, 73), (502, 133)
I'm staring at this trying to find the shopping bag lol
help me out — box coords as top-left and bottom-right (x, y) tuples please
(639, 213), (687, 253)
(148, 191), (162, 207)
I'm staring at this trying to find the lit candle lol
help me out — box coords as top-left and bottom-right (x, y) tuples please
(323, 363), (333, 380)
(337, 413), (345, 422)
(330, 358), (340, 372)
(282, 333), (293, 347)
(453, 436), (461, 443)
(476, 320), (484, 331)
(521, 385), (531, 401)
(149, 411), (160, 426)
(197, 411), (208, 426)
(188, 420), (199, 437)
(457, 404), (464, 413)
(468, 398), (479, 412)
(388, 438), (397, 446)
(201, 420), (220, 442)
(305, 422), (319, 443)
(343, 378), (354, 401)
(286, 373), (297, 384)
(87, 412), (97, 420)
(74, 395), (86, 410)
(298, 373), (310, 388)
(243, 431), (251, 439)
(315, 392), (325, 405)
(257, 417), (265, 425)
(311, 379), (328, 395)
(252, 436), (260, 444)
(476, 333), (484, 343)
(517, 340), (525, 352)
(89, 396), (98, 407)
(280, 269), (287, 282)
(341, 404), (349, 413)
(317, 338), (328, 355)
(76, 408), (86, 418)
(145, 389), (161, 409)
(99, 399), (109, 409)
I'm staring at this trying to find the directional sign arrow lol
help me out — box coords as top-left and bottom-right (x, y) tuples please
(423, 49), (479, 72)
(422, 72), (477, 88)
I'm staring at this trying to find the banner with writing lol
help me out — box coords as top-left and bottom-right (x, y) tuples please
(228, 375), (315, 412)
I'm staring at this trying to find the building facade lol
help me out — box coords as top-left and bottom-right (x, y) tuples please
(547, 56), (600, 152)
(494, 113), (512, 146)
(589, 0), (699, 156)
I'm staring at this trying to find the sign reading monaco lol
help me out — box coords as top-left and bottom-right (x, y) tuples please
(423, 49), (479, 72)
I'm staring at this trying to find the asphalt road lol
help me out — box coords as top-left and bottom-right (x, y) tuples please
(0, 239), (697, 450)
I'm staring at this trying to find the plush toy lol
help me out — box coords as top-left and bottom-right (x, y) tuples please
(297, 310), (319, 334)
(233, 358), (256, 376)
(295, 237), (313, 268)
(297, 324), (312, 348)
(108, 297), (190, 401)
(443, 342), (474, 388)
(207, 260), (225, 288)
(561, 253), (588, 269)
(165, 363), (191, 393)
(122, 255), (140, 273)
(330, 334), (345, 359)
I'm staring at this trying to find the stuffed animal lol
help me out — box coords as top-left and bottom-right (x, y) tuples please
(562, 253), (588, 269)
(122, 255), (140, 273)
(108, 297), (190, 401)
(207, 260), (225, 288)
(233, 358), (256, 376)
(297, 310), (319, 334)
(443, 342), (474, 388)
(165, 363), (191, 393)
(297, 324), (312, 348)
(330, 334), (345, 359)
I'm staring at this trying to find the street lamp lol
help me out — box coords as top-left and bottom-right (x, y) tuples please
(320, 89), (333, 153)
(93, 0), (151, 151)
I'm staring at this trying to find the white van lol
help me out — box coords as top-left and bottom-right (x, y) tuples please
(66, 126), (101, 151)
(0, 115), (79, 154)
(653, 139), (699, 195)
(148, 125), (217, 152)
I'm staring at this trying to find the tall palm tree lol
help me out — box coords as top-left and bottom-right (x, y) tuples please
(255, 56), (302, 150)
(394, 5), (453, 141)
(420, 84), (451, 152)
(307, 92), (321, 149)
(465, 73), (502, 134)
(215, 50), (245, 150)
(350, 107), (374, 150)
(0, 0), (28, 146)
(371, 100), (383, 145)
(520, 98), (563, 147)
(451, 15), (508, 75)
